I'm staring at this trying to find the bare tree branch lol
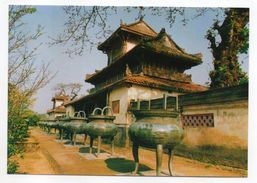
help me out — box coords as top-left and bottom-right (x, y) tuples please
(50, 6), (226, 57)
(53, 82), (83, 100)
(9, 5), (56, 96)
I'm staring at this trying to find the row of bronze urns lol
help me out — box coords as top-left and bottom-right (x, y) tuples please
(39, 107), (184, 176)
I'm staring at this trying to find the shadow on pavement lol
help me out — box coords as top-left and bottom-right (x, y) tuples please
(105, 158), (152, 173)
(79, 146), (107, 154)
(63, 140), (85, 146)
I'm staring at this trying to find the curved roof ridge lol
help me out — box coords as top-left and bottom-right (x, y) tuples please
(123, 18), (157, 36)
(142, 28), (202, 61)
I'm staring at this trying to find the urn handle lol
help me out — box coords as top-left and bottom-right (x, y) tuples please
(92, 107), (103, 115)
(77, 110), (86, 118)
(102, 106), (113, 116)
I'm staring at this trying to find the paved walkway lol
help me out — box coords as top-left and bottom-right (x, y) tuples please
(16, 127), (247, 177)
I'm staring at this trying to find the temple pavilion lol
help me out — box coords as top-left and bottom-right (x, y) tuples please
(65, 19), (207, 146)
(47, 95), (69, 119)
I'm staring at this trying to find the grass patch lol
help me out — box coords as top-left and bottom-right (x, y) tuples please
(174, 144), (247, 170)
(7, 160), (18, 174)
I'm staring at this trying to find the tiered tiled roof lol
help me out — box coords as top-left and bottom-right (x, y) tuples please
(98, 19), (157, 50)
(47, 95), (69, 114)
(87, 25), (202, 83)
(67, 75), (208, 107)
(51, 95), (69, 102)
(73, 19), (208, 107)
(120, 19), (157, 37)
(140, 28), (202, 64)
(47, 105), (66, 114)
(125, 75), (208, 93)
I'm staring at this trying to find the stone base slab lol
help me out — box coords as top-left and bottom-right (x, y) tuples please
(79, 152), (125, 160)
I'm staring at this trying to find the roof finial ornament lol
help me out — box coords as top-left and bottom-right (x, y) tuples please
(125, 64), (132, 76)
(156, 28), (166, 39)
(120, 19), (124, 26)
(160, 28), (166, 34)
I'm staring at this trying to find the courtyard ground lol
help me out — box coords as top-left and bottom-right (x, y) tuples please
(14, 127), (247, 177)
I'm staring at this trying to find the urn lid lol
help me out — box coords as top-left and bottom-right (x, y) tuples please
(88, 115), (116, 121)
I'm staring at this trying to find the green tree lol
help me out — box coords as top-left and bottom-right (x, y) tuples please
(206, 8), (249, 88)
(8, 84), (31, 173)
(24, 110), (41, 126)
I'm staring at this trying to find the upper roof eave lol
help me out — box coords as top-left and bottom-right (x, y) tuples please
(140, 44), (202, 66)
(97, 27), (122, 50)
(98, 20), (157, 51)
(86, 43), (202, 84)
(124, 75), (208, 93)
(125, 19), (157, 35)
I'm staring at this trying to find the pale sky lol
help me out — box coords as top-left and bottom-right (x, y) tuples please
(16, 6), (249, 114)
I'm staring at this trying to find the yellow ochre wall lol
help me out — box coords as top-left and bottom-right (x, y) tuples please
(181, 100), (248, 149)
(66, 105), (75, 116)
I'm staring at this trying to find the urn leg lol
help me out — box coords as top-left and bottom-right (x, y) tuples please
(60, 129), (63, 140)
(132, 143), (139, 175)
(73, 132), (77, 145)
(97, 136), (101, 157)
(63, 130), (66, 139)
(111, 138), (114, 156)
(156, 144), (163, 176)
(89, 136), (94, 154)
(70, 132), (73, 143)
(84, 134), (87, 145)
(58, 128), (61, 139)
(168, 148), (175, 176)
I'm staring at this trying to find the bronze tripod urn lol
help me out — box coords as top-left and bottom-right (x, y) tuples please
(86, 106), (117, 157)
(64, 111), (88, 145)
(129, 110), (184, 176)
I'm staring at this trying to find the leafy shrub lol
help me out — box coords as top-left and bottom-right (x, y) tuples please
(26, 114), (40, 126)
(7, 160), (18, 174)
(8, 84), (31, 173)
